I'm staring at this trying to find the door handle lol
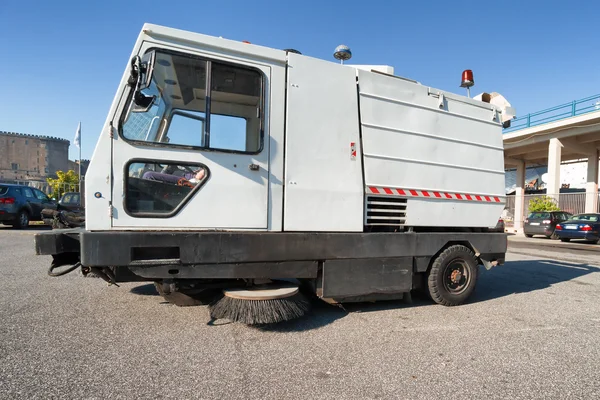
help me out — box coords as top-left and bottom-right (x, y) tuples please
(249, 164), (260, 171)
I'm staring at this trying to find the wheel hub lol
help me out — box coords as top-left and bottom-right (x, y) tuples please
(450, 269), (463, 284)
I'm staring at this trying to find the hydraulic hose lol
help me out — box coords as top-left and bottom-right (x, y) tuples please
(48, 262), (81, 277)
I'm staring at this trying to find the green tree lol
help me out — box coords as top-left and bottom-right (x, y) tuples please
(47, 170), (79, 199)
(528, 195), (560, 212)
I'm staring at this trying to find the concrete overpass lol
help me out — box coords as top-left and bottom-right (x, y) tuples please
(503, 94), (600, 230)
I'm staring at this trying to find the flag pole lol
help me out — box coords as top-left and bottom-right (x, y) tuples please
(74, 121), (82, 200)
(78, 122), (82, 194)
(78, 133), (82, 194)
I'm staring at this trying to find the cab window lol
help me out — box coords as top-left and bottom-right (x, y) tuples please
(121, 50), (262, 153)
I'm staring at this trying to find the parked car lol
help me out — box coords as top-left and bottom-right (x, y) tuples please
(57, 192), (83, 213)
(555, 213), (600, 244)
(0, 183), (57, 229)
(523, 211), (572, 239)
(41, 192), (85, 229)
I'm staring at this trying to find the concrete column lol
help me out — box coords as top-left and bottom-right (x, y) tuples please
(546, 138), (563, 199)
(585, 150), (599, 213)
(514, 161), (526, 232)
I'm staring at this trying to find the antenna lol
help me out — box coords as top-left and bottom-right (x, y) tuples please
(334, 45), (352, 65)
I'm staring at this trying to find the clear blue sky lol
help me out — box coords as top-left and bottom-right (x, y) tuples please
(1, 1), (599, 160)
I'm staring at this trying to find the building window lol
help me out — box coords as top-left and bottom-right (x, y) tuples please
(44, 168), (49, 173)
(25, 140), (28, 145)
(11, 163), (18, 170)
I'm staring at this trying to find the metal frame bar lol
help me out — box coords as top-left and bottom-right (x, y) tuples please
(504, 94), (600, 133)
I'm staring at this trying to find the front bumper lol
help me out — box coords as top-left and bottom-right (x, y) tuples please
(34, 227), (83, 254)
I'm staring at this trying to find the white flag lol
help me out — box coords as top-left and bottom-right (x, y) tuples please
(74, 122), (81, 148)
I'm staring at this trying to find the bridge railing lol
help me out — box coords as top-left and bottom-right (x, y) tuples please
(503, 94), (600, 133)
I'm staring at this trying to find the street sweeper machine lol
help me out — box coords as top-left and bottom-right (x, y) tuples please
(35, 24), (514, 325)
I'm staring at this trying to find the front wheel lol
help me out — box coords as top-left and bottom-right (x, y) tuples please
(427, 245), (479, 306)
(525, 234), (533, 238)
(560, 238), (571, 242)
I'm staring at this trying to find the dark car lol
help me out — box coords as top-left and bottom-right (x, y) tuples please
(0, 184), (57, 229)
(57, 192), (83, 213)
(555, 213), (600, 244)
(524, 211), (572, 239)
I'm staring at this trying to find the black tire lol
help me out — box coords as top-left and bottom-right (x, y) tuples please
(525, 234), (533, 238)
(13, 210), (30, 229)
(154, 282), (218, 307)
(587, 239), (599, 245)
(427, 245), (479, 306)
(560, 238), (570, 242)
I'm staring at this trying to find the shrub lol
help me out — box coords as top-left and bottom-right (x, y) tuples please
(528, 196), (560, 212)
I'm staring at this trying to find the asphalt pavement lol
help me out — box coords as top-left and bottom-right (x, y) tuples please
(1, 226), (599, 400)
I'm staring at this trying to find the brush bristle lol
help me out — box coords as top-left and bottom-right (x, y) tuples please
(209, 292), (310, 325)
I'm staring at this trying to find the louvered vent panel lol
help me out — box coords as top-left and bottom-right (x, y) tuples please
(365, 196), (407, 226)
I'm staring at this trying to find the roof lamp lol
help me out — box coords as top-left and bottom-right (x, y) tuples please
(460, 69), (474, 98)
(334, 45), (352, 65)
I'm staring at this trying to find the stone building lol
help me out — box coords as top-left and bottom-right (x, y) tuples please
(0, 131), (70, 182)
(67, 159), (90, 176)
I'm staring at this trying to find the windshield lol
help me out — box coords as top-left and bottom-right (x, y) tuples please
(567, 214), (599, 222)
(527, 212), (550, 219)
(121, 50), (262, 153)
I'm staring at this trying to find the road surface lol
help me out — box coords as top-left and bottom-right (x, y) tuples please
(1, 226), (599, 400)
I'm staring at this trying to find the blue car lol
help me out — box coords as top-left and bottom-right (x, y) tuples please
(0, 183), (57, 229)
(555, 213), (600, 244)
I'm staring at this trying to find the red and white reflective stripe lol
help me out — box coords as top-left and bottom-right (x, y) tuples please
(367, 187), (503, 203)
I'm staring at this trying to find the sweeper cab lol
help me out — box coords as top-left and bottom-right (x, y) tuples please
(35, 24), (513, 325)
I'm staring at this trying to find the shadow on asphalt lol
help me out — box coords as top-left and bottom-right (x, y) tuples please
(471, 259), (599, 302)
(128, 259), (599, 331)
(252, 300), (349, 333)
(130, 283), (159, 296)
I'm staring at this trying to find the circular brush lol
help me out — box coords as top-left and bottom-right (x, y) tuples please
(209, 283), (311, 325)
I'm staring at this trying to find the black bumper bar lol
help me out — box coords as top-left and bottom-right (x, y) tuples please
(35, 229), (506, 265)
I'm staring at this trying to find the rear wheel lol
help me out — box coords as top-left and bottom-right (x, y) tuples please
(13, 210), (29, 229)
(427, 245), (479, 306)
(560, 238), (570, 242)
(525, 234), (533, 238)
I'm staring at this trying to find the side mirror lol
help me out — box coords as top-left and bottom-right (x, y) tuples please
(128, 51), (157, 111)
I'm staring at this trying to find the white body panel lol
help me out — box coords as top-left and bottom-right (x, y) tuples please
(284, 54), (364, 231)
(85, 23), (507, 232)
(357, 70), (505, 227)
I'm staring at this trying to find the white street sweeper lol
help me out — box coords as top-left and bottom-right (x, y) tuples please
(35, 24), (513, 325)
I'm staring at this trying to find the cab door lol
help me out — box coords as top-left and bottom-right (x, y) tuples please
(111, 45), (270, 230)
